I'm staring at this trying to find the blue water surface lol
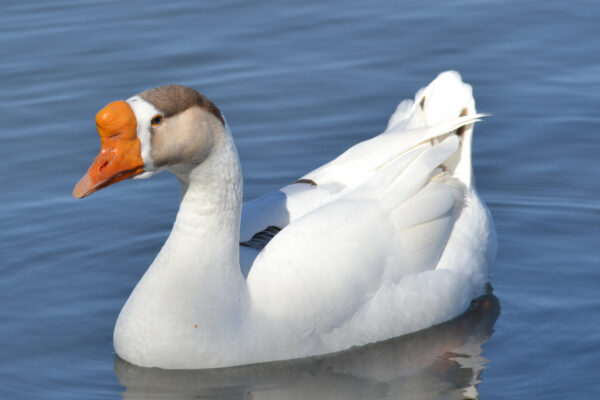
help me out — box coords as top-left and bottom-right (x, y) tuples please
(2, 0), (599, 398)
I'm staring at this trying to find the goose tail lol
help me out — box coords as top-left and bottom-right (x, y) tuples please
(385, 71), (481, 186)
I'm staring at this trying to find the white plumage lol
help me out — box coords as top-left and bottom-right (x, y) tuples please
(93, 71), (495, 369)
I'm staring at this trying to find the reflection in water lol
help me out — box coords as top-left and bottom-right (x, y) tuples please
(115, 293), (499, 400)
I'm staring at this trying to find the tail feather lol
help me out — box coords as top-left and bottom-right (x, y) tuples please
(307, 71), (481, 196)
(252, 71), (483, 234)
(386, 71), (476, 131)
(377, 135), (460, 211)
(306, 113), (482, 190)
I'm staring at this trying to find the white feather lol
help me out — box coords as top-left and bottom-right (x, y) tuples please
(127, 96), (159, 177)
(113, 71), (496, 369)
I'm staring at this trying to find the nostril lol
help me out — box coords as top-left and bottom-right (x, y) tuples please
(99, 161), (109, 172)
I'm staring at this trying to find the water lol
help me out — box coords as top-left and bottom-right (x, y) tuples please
(2, 0), (599, 398)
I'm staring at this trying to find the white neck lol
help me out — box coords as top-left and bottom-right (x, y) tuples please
(161, 128), (246, 308)
(114, 125), (249, 367)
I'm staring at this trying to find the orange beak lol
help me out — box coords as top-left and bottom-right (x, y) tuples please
(73, 100), (145, 199)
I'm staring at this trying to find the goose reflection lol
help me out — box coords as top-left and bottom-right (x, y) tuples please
(115, 292), (500, 400)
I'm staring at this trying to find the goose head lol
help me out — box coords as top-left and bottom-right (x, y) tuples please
(73, 85), (225, 198)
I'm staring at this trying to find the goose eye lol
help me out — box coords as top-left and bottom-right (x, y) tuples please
(151, 114), (164, 126)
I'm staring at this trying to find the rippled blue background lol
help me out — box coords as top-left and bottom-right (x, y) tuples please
(2, 0), (599, 398)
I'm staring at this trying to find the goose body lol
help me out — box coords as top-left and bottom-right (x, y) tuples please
(74, 71), (496, 369)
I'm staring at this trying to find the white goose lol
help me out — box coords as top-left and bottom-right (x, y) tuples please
(74, 71), (496, 369)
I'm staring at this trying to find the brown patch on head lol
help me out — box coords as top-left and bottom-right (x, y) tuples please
(150, 106), (216, 168)
(139, 84), (224, 125)
(456, 107), (469, 136)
